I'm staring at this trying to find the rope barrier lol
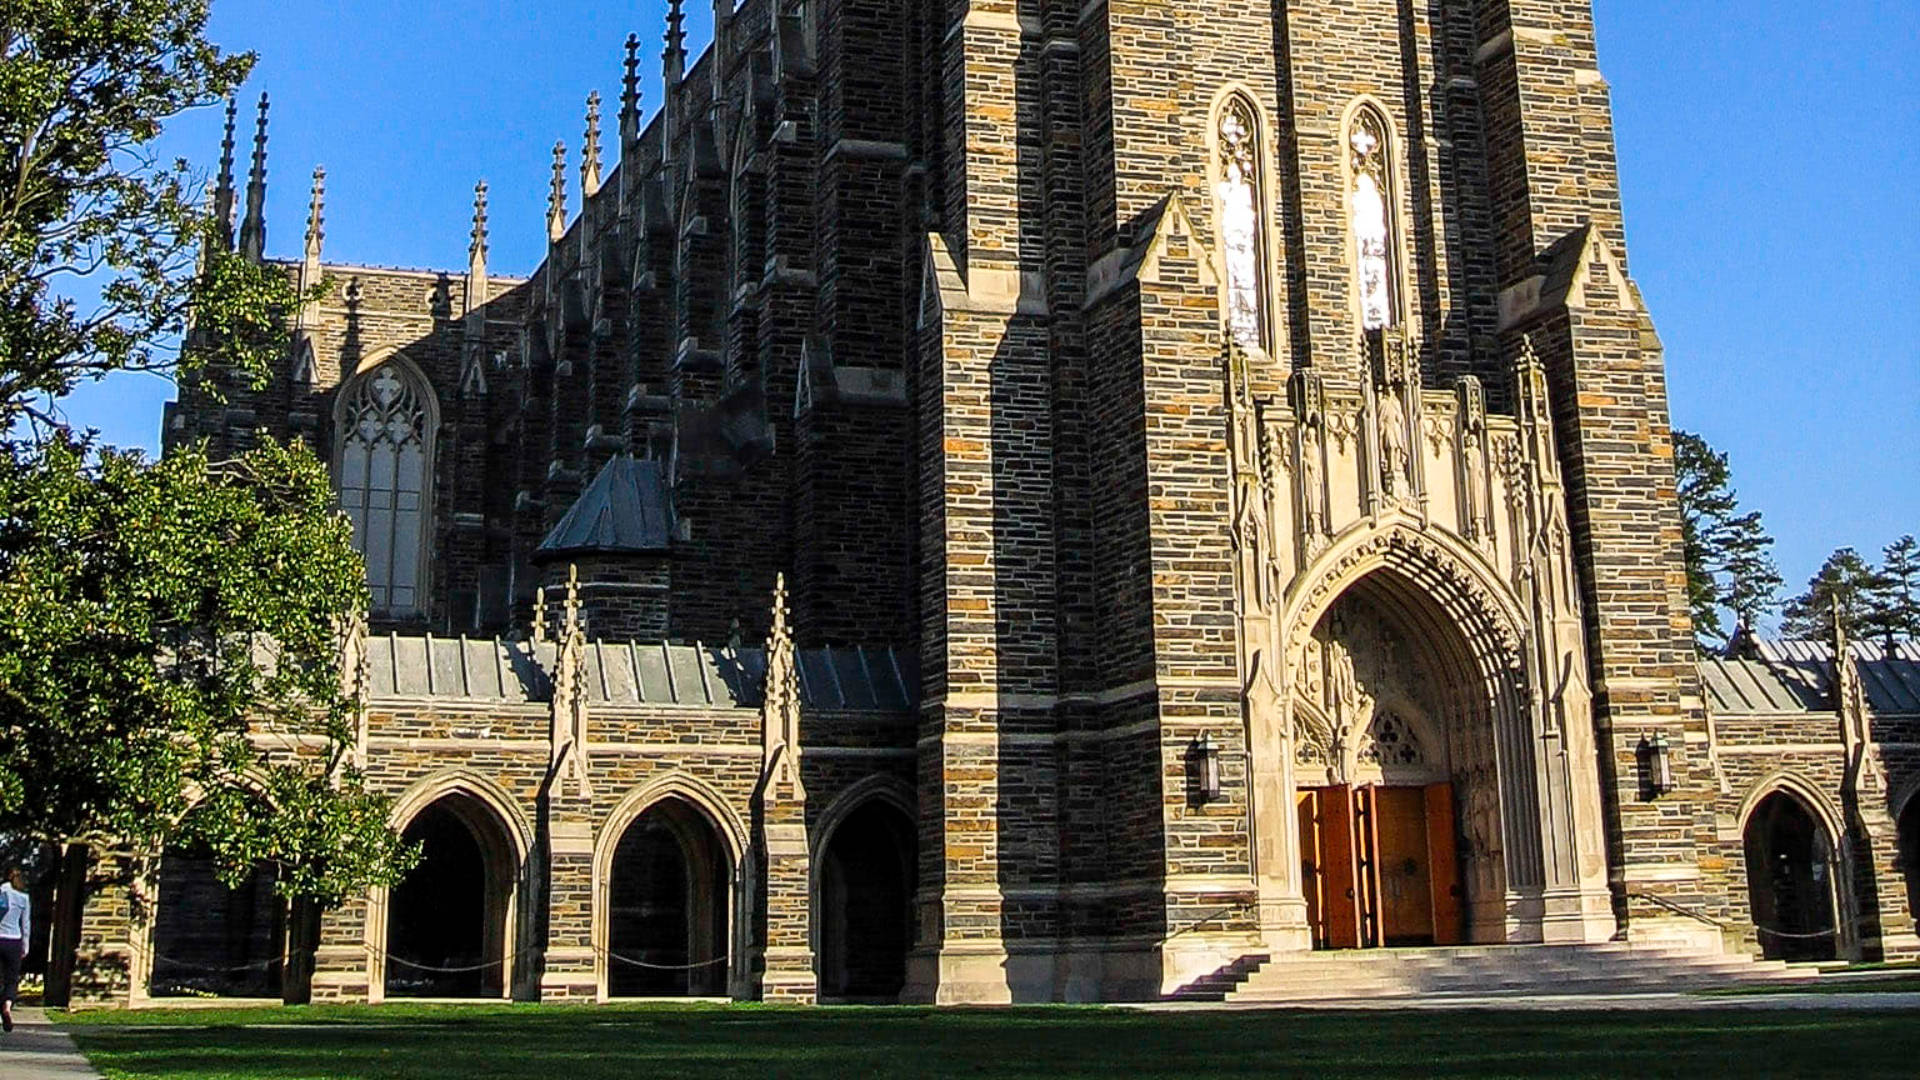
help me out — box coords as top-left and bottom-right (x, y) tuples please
(595, 944), (730, 971)
(149, 953), (283, 976)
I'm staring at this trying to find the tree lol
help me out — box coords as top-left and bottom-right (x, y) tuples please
(1781, 548), (1883, 642)
(1865, 535), (1920, 644)
(1719, 510), (1784, 639)
(0, 436), (409, 870)
(0, 1), (297, 430)
(0, 3), (411, 999)
(1672, 430), (1780, 649)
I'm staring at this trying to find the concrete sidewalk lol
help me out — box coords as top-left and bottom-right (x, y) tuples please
(0, 1008), (103, 1078)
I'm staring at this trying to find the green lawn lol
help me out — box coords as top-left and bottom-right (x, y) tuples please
(54, 1001), (1920, 1079)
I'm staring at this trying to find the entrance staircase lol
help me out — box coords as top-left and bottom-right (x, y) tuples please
(1170, 943), (1823, 1003)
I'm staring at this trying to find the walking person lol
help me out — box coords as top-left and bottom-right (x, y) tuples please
(0, 865), (28, 1032)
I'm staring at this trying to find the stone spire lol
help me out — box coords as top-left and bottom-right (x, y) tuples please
(302, 166), (325, 266)
(211, 96), (238, 251)
(754, 571), (816, 1003)
(662, 0), (686, 166)
(620, 34), (643, 147)
(762, 572), (801, 787)
(547, 141), (568, 243)
(461, 180), (491, 398)
(467, 180), (489, 301)
(293, 165), (325, 346)
(581, 92), (603, 198)
(237, 93), (270, 263)
(664, 0), (687, 84)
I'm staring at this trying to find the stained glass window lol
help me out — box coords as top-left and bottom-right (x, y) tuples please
(337, 362), (431, 615)
(1215, 96), (1266, 350)
(1349, 109), (1396, 332)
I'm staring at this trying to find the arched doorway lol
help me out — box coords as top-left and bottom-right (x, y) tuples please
(817, 798), (916, 1002)
(149, 842), (284, 999)
(1290, 572), (1531, 949)
(1743, 791), (1838, 962)
(605, 798), (730, 997)
(385, 793), (518, 997)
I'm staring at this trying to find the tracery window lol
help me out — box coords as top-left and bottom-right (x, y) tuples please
(336, 360), (433, 615)
(1348, 107), (1398, 332)
(1214, 94), (1267, 351)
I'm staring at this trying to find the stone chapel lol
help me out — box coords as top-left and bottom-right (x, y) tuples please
(47, 0), (1920, 1007)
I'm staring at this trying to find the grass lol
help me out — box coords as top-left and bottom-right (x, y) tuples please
(55, 1000), (1920, 1079)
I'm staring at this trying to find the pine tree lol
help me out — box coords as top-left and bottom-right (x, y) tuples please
(1781, 548), (1882, 641)
(1719, 510), (1783, 638)
(1865, 535), (1920, 644)
(1673, 431), (1736, 646)
(1672, 431), (1780, 649)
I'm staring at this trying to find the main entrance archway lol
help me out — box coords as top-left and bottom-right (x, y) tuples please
(1743, 790), (1838, 962)
(604, 798), (731, 997)
(817, 798), (916, 1001)
(1286, 566), (1536, 949)
(384, 792), (518, 997)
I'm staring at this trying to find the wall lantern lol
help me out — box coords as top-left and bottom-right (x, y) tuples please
(1191, 734), (1224, 804)
(1637, 732), (1674, 799)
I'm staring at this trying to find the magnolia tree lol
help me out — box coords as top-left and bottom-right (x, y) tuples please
(1, 2), (413, 1000)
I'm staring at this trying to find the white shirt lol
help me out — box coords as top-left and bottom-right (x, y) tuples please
(0, 883), (28, 944)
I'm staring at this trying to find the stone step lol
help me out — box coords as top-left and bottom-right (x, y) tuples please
(1187, 944), (1826, 1004)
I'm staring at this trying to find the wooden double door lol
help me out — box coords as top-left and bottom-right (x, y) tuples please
(1297, 783), (1463, 949)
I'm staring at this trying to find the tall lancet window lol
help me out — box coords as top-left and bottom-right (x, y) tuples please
(1348, 107), (1398, 332)
(1215, 95), (1267, 351)
(336, 358), (434, 615)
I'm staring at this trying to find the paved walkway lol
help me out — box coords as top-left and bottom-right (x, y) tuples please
(0, 1008), (103, 1078)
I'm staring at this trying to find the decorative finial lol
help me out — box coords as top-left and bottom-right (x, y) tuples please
(547, 141), (568, 243)
(563, 564), (582, 638)
(582, 92), (603, 197)
(470, 180), (489, 264)
(213, 96), (238, 250)
(237, 92), (270, 263)
(621, 34), (643, 144)
(533, 585), (549, 643)
(303, 166), (325, 263)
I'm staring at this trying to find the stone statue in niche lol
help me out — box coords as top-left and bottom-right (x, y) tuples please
(1378, 391), (1410, 500)
(1458, 376), (1490, 542)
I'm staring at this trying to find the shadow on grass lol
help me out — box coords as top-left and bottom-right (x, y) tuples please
(57, 1003), (1920, 1079)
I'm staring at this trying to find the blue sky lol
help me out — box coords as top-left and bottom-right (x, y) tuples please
(55, 0), (1919, 597)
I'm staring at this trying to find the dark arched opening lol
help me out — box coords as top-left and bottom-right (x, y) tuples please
(1743, 791), (1838, 962)
(385, 793), (517, 997)
(606, 799), (730, 997)
(818, 799), (916, 1002)
(149, 841), (284, 999)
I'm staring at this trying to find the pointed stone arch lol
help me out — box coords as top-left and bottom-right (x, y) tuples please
(811, 777), (917, 1002)
(1258, 518), (1608, 946)
(1738, 776), (1847, 961)
(591, 772), (749, 1000)
(372, 769), (530, 1001)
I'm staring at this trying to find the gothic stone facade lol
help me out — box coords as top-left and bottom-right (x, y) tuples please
(60, 0), (1917, 1007)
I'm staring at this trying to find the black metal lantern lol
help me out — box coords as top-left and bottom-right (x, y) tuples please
(1192, 734), (1223, 804)
(1638, 732), (1674, 798)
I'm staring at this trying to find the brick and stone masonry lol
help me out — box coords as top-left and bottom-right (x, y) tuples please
(46, 0), (1916, 1009)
